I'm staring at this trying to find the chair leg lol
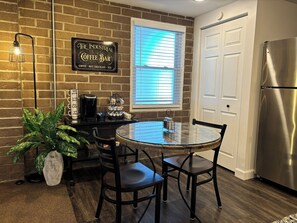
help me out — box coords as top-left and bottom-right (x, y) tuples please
(116, 203), (122, 223)
(186, 175), (190, 191)
(162, 162), (168, 202)
(155, 183), (162, 223)
(187, 153), (194, 191)
(190, 175), (197, 219)
(133, 191), (138, 208)
(135, 149), (139, 162)
(123, 146), (128, 164)
(213, 169), (222, 207)
(95, 185), (104, 218)
(115, 190), (122, 223)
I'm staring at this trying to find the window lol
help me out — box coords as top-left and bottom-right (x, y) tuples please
(130, 18), (186, 112)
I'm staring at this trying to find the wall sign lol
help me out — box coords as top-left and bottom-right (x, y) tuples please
(71, 38), (118, 72)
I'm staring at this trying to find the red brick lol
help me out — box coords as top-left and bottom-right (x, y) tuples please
(101, 84), (121, 91)
(56, 83), (77, 90)
(0, 2), (18, 13)
(63, 6), (88, 17)
(0, 82), (20, 89)
(89, 28), (111, 37)
(55, 30), (76, 40)
(112, 15), (131, 24)
(18, 0), (34, 8)
(19, 8), (49, 20)
(89, 11), (111, 21)
(122, 8), (141, 18)
(75, 17), (98, 27)
(0, 21), (18, 32)
(0, 91), (21, 99)
(113, 30), (130, 39)
(55, 0), (74, 6)
(35, 2), (51, 11)
(0, 128), (23, 137)
(38, 91), (54, 98)
(100, 5), (120, 14)
(143, 12), (161, 21)
(0, 100), (22, 108)
(64, 23), (88, 33)
(100, 21), (121, 30)
(20, 27), (49, 38)
(112, 76), (129, 84)
(56, 65), (73, 74)
(0, 11), (18, 22)
(74, 0), (98, 11)
(36, 20), (51, 29)
(161, 16), (178, 24)
(178, 18), (194, 27)
(90, 76), (112, 83)
(78, 83), (100, 90)
(65, 75), (89, 82)
(0, 109), (22, 118)
(55, 13), (74, 23)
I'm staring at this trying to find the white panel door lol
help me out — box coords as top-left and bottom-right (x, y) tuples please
(198, 17), (246, 171)
(218, 17), (246, 170)
(199, 25), (221, 124)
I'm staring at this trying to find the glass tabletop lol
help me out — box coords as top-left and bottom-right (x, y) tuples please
(116, 121), (221, 151)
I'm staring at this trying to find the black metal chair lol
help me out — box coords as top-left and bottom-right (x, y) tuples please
(93, 128), (164, 223)
(93, 127), (138, 164)
(162, 119), (227, 219)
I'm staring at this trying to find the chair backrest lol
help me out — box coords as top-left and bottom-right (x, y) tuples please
(92, 127), (121, 185)
(192, 119), (227, 164)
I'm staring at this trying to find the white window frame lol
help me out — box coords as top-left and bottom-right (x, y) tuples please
(130, 18), (186, 112)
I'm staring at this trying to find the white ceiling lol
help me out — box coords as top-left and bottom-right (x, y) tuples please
(108, 0), (237, 17)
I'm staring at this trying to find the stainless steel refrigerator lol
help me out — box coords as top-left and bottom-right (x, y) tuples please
(256, 37), (297, 191)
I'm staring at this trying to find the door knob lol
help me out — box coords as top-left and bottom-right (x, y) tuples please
(226, 104), (230, 108)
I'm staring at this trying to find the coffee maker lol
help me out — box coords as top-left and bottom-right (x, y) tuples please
(80, 94), (97, 121)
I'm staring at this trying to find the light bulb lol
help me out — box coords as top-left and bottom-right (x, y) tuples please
(14, 47), (21, 55)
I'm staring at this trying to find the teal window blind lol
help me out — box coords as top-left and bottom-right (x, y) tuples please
(131, 19), (185, 111)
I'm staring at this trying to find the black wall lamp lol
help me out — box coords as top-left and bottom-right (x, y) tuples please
(9, 32), (37, 109)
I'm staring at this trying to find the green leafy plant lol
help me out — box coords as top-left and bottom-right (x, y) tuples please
(7, 103), (89, 174)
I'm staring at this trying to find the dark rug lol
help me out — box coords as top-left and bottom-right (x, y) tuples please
(273, 214), (297, 223)
(0, 181), (76, 223)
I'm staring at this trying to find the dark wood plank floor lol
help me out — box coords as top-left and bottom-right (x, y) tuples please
(66, 159), (297, 223)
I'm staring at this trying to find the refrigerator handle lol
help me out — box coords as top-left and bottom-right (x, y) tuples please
(261, 42), (268, 86)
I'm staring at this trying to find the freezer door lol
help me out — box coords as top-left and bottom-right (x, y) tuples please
(261, 37), (297, 87)
(256, 88), (297, 190)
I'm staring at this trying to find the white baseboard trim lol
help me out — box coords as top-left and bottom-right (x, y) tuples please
(234, 168), (255, 180)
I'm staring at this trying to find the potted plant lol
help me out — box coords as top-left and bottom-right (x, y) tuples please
(7, 103), (89, 186)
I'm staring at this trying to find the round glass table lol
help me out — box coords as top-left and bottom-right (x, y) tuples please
(116, 121), (221, 152)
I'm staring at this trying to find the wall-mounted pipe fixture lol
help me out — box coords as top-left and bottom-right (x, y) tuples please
(51, 0), (57, 109)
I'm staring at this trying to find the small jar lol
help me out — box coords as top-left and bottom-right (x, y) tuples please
(163, 117), (174, 132)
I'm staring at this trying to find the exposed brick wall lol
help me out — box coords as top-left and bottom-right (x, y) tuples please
(0, 0), (194, 182)
(0, 0), (24, 182)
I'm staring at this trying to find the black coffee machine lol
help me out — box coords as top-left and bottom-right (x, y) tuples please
(80, 94), (97, 121)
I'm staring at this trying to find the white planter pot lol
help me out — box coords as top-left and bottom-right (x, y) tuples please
(43, 151), (64, 186)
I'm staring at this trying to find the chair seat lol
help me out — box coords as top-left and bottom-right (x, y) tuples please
(163, 154), (213, 175)
(104, 162), (164, 192)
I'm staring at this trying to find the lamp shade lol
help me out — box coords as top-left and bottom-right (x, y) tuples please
(9, 41), (25, 62)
